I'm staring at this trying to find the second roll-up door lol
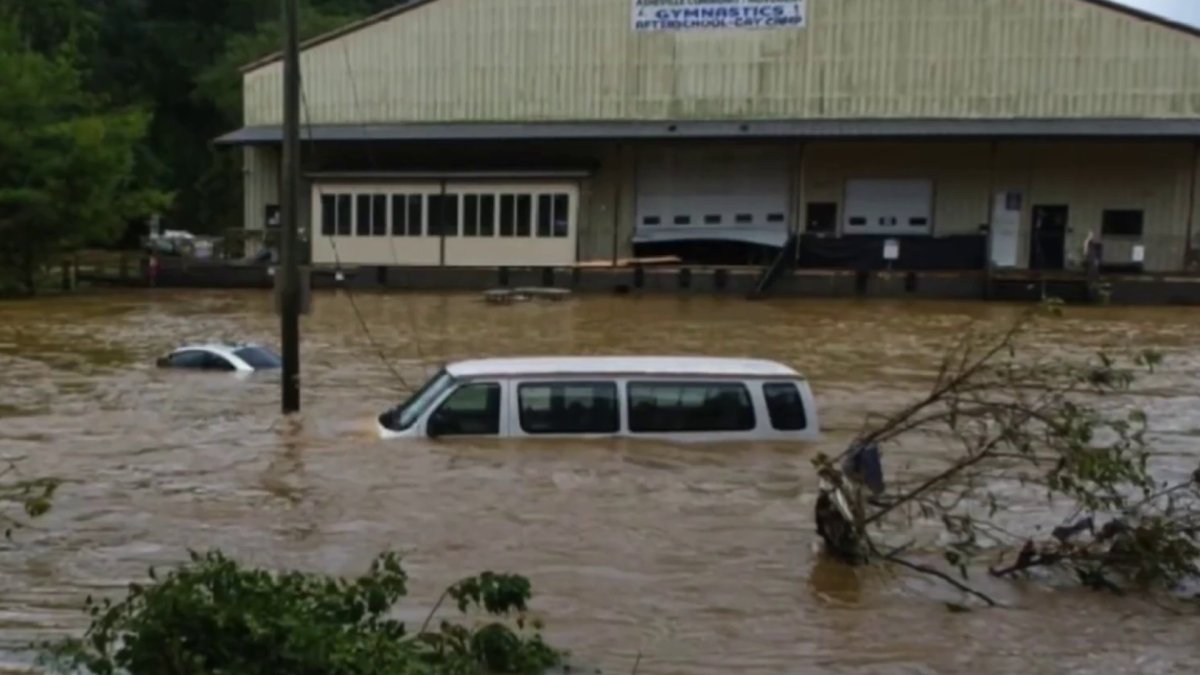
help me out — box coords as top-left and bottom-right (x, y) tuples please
(634, 146), (792, 248)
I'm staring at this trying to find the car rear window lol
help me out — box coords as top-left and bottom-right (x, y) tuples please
(234, 347), (282, 370)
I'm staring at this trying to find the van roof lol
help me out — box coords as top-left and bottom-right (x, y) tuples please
(445, 356), (801, 379)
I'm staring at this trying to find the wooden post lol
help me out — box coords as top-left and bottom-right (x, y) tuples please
(278, 0), (302, 414)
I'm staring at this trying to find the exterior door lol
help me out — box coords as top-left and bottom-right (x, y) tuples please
(805, 202), (838, 234)
(1030, 205), (1069, 270)
(989, 190), (1022, 268)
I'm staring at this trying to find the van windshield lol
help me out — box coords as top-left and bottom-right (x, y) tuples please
(381, 369), (455, 431)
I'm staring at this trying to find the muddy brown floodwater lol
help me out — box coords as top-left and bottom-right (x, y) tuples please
(1, 290), (1199, 674)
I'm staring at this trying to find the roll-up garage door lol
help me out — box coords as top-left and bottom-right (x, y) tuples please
(843, 179), (934, 236)
(634, 147), (791, 248)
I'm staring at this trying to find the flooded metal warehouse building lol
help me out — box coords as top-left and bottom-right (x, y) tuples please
(217, 0), (1200, 274)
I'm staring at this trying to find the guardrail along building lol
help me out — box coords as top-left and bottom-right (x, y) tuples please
(218, 0), (1200, 274)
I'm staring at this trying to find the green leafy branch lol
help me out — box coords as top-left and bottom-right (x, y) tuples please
(41, 550), (566, 675)
(0, 460), (59, 539)
(815, 303), (1199, 606)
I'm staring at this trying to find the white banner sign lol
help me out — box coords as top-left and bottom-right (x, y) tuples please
(633, 0), (806, 32)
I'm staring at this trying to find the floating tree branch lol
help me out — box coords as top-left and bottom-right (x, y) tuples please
(815, 304), (1199, 607)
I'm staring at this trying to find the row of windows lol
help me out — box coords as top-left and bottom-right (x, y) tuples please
(319, 192), (571, 239)
(640, 213), (787, 227)
(427, 380), (808, 437)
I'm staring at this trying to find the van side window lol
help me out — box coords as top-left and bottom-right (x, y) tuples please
(518, 382), (619, 434)
(763, 382), (807, 430)
(627, 382), (755, 432)
(428, 383), (501, 436)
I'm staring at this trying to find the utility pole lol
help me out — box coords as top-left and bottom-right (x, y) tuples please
(279, 0), (302, 413)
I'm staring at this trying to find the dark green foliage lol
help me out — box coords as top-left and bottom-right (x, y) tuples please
(0, 461), (60, 539)
(42, 551), (564, 675)
(4, 0), (392, 245)
(0, 14), (167, 294)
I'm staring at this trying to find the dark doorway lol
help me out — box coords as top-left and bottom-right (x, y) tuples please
(805, 202), (838, 234)
(1030, 205), (1069, 270)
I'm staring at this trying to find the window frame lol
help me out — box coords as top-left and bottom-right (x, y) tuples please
(516, 380), (620, 435)
(515, 194), (532, 237)
(536, 194), (553, 238)
(499, 194), (516, 237)
(335, 194), (352, 236)
(425, 381), (502, 437)
(551, 193), (570, 238)
(762, 381), (808, 431)
(626, 380), (757, 434)
(320, 194), (336, 236)
(319, 193), (354, 237)
(1101, 209), (1145, 238)
(370, 194), (388, 236)
(355, 194), (372, 237)
(427, 193), (461, 238)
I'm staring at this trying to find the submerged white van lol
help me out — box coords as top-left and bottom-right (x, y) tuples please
(377, 356), (819, 442)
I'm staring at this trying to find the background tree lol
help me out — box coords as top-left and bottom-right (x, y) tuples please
(0, 17), (167, 294)
(3, 0), (398, 251)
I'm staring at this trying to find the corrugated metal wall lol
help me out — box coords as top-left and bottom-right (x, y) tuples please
(1006, 141), (1196, 271)
(590, 140), (1197, 271)
(804, 142), (994, 237)
(243, 146), (279, 255)
(245, 0), (1200, 125)
(803, 141), (1198, 271)
(248, 137), (1197, 271)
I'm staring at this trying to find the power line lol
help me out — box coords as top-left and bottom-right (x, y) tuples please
(298, 83), (417, 392)
(337, 40), (429, 365)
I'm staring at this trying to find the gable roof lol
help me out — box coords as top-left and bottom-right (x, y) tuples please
(242, 0), (434, 73)
(241, 0), (1200, 74)
(1085, 0), (1200, 38)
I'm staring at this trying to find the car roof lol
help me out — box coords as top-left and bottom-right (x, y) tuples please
(444, 356), (801, 379)
(170, 342), (267, 356)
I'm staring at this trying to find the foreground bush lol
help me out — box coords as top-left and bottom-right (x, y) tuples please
(43, 551), (564, 675)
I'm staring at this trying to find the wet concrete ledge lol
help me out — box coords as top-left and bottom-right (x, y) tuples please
(137, 261), (1200, 306)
